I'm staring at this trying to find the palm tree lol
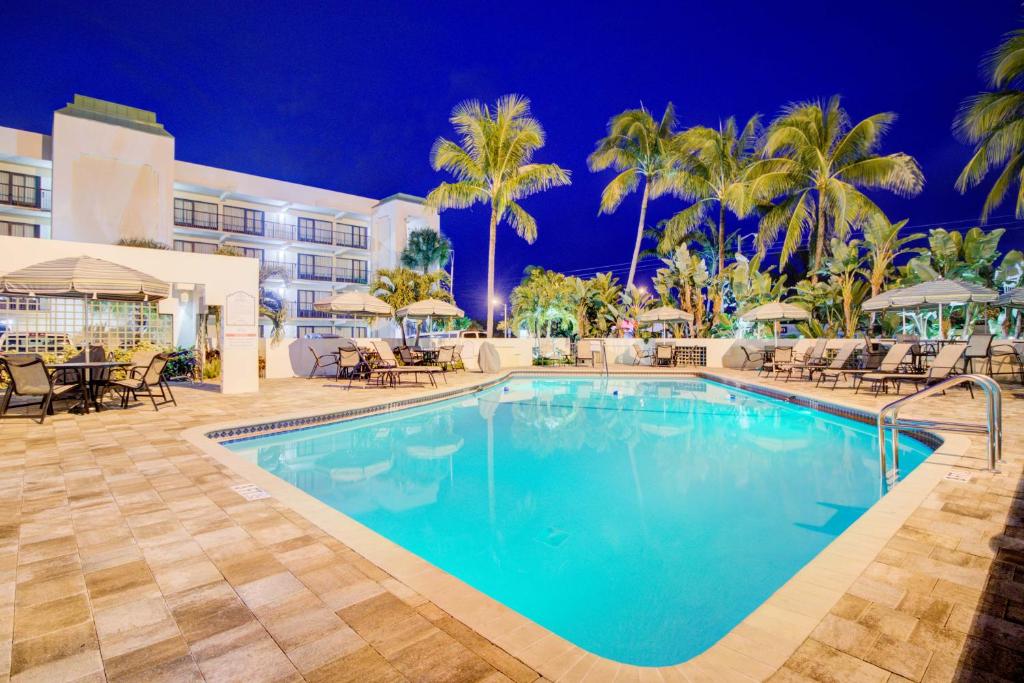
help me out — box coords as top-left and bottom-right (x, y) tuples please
(426, 95), (570, 336)
(400, 228), (452, 274)
(659, 115), (761, 274)
(749, 96), (924, 281)
(588, 103), (679, 290)
(955, 29), (1024, 221)
(371, 266), (450, 344)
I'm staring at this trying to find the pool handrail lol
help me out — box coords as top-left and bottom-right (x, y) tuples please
(877, 373), (1002, 482)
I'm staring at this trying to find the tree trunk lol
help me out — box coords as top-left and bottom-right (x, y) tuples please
(811, 191), (825, 283)
(626, 180), (650, 290)
(486, 205), (499, 337)
(717, 202), (726, 275)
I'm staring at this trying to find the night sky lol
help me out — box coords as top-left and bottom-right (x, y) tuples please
(5, 2), (1021, 320)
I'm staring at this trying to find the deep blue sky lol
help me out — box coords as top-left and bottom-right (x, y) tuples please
(5, 1), (1021, 319)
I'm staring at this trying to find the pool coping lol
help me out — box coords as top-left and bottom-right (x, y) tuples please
(181, 369), (974, 681)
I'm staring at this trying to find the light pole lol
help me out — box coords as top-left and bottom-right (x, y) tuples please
(493, 297), (507, 337)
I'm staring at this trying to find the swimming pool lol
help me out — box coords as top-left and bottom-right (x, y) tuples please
(225, 376), (934, 666)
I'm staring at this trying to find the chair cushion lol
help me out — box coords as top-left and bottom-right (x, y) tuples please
(112, 378), (145, 390)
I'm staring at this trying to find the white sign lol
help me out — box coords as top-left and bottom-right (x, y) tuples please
(231, 484), (271, 501)
(225, 291), (257, 326)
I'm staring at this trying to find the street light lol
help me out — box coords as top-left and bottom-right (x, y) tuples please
(492, 297), (507, 337)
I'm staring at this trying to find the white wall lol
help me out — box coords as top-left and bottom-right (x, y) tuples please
(51, 112), (175, 245)
(0, 236), (259, 394)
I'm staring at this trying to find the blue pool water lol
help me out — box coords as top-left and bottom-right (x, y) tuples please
(225, 377), (934, 665)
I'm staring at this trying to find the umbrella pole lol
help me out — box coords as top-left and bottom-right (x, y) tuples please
(938, 303), (944, 341)
(901, 310), (906, 335)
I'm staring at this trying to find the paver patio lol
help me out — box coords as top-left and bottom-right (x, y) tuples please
(0, 366), (1021, 682)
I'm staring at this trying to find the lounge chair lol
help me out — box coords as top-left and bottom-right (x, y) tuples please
(813, 345), (859, 389)
(360, 345), (442, 387)
(538, 339), (569, 364)
(883, 343), (970, 396)
(109, 353), (177, 410)
(989, 342), (1024, 384)
(653, 344), (675, 367)
(575, 341), (595, 367)
(632, 342), (653, 366)
(738, 345), (765, 371)
(398, 346), (424, 366)
(775, 338), (827, 381)
(963, 333), (994, 374)
(0, 356), (78, 423)
(307, 347), (338, 378)
(846, 343), (914, 394)
(760, 347), (791, 377)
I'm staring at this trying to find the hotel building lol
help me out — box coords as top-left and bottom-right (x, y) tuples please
(0, 95), (440, 339)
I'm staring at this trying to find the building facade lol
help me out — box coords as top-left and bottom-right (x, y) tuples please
(0, 95), (440, 338)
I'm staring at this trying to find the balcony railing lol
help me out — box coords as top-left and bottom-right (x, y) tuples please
(261, 261), (370, 284)
(173, 206), (367, 248)
(291, 301), (333, 319)
(0, 186), (51, 210)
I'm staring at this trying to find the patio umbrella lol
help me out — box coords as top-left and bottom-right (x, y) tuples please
(396, 299), (464, 345)
(739, 302), (810, 344)
(637, 306), (694, 338)
(312, 290), (392, 316)
(996, 287), (1024, 308)
(0, 255), (170, 348)
(862, 278), (997, 339)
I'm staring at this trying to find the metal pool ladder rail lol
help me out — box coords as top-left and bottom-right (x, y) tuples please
(877, 374), (1002, 483)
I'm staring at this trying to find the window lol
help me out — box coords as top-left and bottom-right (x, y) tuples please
(296, 325), (335, 338)
(336, 224), (368, 249)
(173, 198), (219, 229)
(222, 205), (264, 235)
(173, 239), (219, 255)
(296, 217), (333, 245)
(297, 254), (333, 281)
(296, 289), (330, 317)
(0, 171), (41, 208)
(338, 324), (368, 338)
(235, 246), (264, 262)
(0, 221), (40, 238)
(336, 258), (368, 284)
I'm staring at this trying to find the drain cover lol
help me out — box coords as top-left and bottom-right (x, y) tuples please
(945, 471), (971, 483)
(231, 483), (271, 501)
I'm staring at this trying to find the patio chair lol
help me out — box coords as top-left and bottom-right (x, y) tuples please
(963, 333), (994, 374)
(845, 343), (914, 395)
(885, 343), (971, 396)
(433, 346), (456, 374)
(574, 341), (595, 367)
(307, 347), (338, 378)
(336, 347), (365, 389)
(760, 347), (791, 377)
(786, 341), (849, 382)
(989, 342), (1024, 384)
(360, 345), (442, 387)
(813, 345), (860, 390)
(632, 342), (653, 366)
(776, 338), (827, 380)
(538, 338), (569, 364)
(738, 345), (765, 371)
(398, 346), (424, 366)
(0, 356), (79, 423)
(653, 344), (675, 367)
(109, 353), (177, 411)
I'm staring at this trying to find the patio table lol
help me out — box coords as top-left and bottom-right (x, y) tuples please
(51, 361), (131, 414)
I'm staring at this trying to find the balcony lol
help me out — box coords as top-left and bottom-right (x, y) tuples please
(290, 301), (333, 319)
(0, 186), (51, 211)
(173, 205), (367, 248)
(261, 261), (370, 285)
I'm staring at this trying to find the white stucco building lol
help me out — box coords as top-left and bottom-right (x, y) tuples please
(0, 94), (440, 339)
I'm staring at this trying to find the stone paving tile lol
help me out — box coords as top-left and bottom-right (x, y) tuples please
(0, 366), (1021, 681)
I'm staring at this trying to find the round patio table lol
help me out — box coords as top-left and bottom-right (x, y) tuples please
(51, 361), (131, 414)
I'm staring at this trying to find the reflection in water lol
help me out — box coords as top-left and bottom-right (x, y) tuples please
(231, 377), (934, 667)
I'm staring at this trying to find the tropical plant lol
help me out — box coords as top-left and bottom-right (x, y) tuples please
(653, 245), (711, 336)
(588, 103), (679, 289)
(749, 96), (924, 280)
(116, 237), (168, 249)
(400, 228), (452, 273)
(728, 254), (788, 314)
(510, 267), (575, 337)
(821, 237), (869, 337)
(586, 272), (623, 337)
(617, 285), (654, 336)
(659, 115), (761, 274)
(900, 227), (1019, 286)
(955, 29), (1024, 221)
(426, 94), (570, 336)
(861, 217), (925, 297)
(371, 266), (452, 344)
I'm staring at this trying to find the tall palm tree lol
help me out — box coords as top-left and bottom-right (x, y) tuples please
(588, 103), (679, 290)
(659, 115), (761, 274)
(426, 95), (570, 336)
(400, 228), (452, 274)
(955, 29), (1024, 221)
(861, 217), (924, 298)
(749, 96), (924, 281)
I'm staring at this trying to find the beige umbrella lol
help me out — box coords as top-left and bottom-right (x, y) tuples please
(397, 299), (464, 346)
(739, 302), (810, 344)
(863, 279), (997, 339)
(996, 287), (1024, 308)
(0, 255), (170, 348)
(637, 306), (694, 338)
(312, 290), (392, 316)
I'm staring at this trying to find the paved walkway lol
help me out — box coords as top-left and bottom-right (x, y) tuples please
(0, 366), (1021, 681)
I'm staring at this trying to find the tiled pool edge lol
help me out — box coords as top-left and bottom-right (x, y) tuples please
(181, 369), (973, 682)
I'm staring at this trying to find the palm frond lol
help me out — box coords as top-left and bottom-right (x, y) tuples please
(504, 201), (538, 243)
(425, 181), (488, 210)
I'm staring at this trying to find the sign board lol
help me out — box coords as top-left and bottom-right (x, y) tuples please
(223, 290), (258, 350)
